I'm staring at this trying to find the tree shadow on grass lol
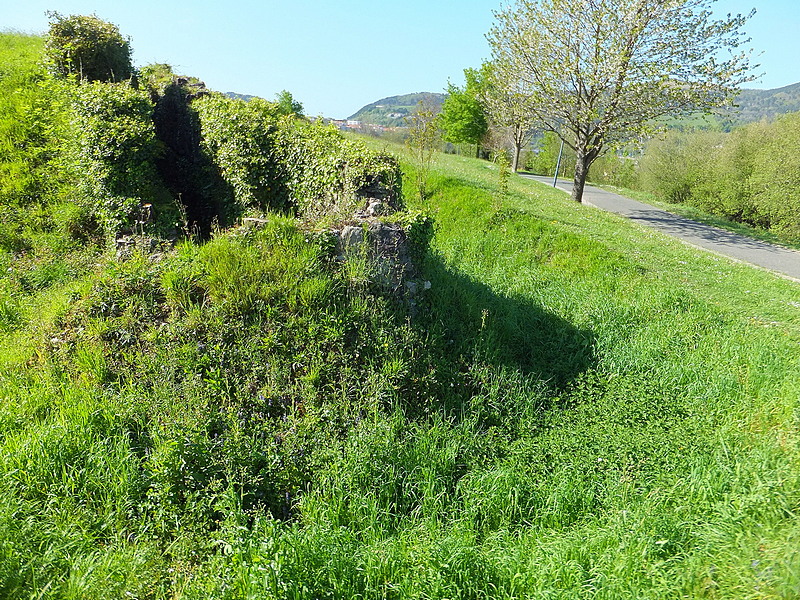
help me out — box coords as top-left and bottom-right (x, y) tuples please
(411, 254), (596, 407)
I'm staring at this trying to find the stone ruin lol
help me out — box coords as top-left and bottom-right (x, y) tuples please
(113, 156), (431, 308)
(332, 186), (431, 306)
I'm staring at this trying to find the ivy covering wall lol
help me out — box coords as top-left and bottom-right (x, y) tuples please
(194, 92), (402, 222)
(67, 81), (164, 237)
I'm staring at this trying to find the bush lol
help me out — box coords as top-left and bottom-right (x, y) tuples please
(637, 117), (800, 240)
(65, 81), (163, 237)
(589, 152), (638, 189)
(44, 13), (133, 83)
(749, 113), (800, 239)
(194, 93), (403, 222)
(274, 119), (403, 219)
(638, 130), (723, 204)
(707, 121), (768, 226)
(193, 93), (286, 220)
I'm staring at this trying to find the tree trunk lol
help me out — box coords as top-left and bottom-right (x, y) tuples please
(571, 152), (590, 203)
(511, 123), (524, 172)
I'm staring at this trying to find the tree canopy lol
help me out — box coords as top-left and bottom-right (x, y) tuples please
(44, 12), (133, 83)
(488, 0), (755, 202)
(275, 89), (304, 118)
(479, 62), (539, 172)
(439, 68), (489, 154)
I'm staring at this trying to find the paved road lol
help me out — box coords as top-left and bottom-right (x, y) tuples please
(521, 174), (800, 282)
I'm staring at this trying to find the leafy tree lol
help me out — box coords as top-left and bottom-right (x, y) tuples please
(275, 89), (304, 118)
(481, 62), (540, 172)
(44, 12), (133, 83)
(526, 131), (576, 178)
(488, 0), (754, 202)
(439, 68), (488, 157)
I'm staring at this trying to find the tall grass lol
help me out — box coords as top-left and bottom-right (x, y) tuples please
(0, 138), (799, 598)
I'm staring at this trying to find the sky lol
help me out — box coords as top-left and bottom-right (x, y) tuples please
(3, 0), (798, 119)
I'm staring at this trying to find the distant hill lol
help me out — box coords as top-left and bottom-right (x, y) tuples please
(726, 82), (800, 124)
(347, 92), (446, 127)
(227, 81), (800, 129)
(675, 82), (800, 130)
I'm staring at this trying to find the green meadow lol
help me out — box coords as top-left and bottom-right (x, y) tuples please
(2, 136), (799, 597)
(2, 28), (800, 599)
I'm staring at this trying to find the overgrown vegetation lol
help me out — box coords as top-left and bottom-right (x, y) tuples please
(638, 114), (800, 240)
(43, 12), (133, 82)
(2, 28), (401, 242)
(67, 81), (169, 236)
(2, 25), (800, 600)
(521, 113), (800, 244)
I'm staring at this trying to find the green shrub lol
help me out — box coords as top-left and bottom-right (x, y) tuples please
(193, 93), (286, 220)
(275, 119), (402, 219)
(749, 112), (800, 239)
(638, 130), (722, 204)
(44, 12), (133, 83)
(637, 117), (800, 240)
(194, 94), (403, 222)
(695, 122), (765, 226)
(66, 81), (163, 237)
(588, 152), (638, 188)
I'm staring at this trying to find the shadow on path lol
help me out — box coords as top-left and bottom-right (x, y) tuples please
(626, 210), (777, 250)
(520, 174), (800, 281)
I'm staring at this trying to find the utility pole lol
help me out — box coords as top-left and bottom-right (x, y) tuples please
(553, 139), (564, 187)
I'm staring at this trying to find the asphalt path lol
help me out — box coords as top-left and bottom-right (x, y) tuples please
(520, 174), (800, 282)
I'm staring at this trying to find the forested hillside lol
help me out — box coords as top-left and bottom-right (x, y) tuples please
(347, 81), (800, 131)
(727, 81), (800, 125)
(347, 92), (446, 126)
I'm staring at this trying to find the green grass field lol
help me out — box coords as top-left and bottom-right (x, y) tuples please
(1, 132), (799, 598)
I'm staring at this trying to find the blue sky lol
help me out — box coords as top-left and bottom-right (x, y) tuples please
(3, 0), (797, 119)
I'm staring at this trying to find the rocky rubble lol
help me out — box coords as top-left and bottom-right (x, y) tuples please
(333, 196), (430, 306)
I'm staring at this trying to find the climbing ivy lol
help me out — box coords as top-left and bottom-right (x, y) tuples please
(274, 119), (401, 220)
(66, 81), (162, 237)
(193, 94), (287, 220)
(193, 93), (402, 222)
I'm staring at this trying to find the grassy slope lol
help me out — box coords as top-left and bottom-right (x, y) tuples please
(415, 150), (800, 597)
(3, 141), (798, 597)
(1, 35), (799, 595)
